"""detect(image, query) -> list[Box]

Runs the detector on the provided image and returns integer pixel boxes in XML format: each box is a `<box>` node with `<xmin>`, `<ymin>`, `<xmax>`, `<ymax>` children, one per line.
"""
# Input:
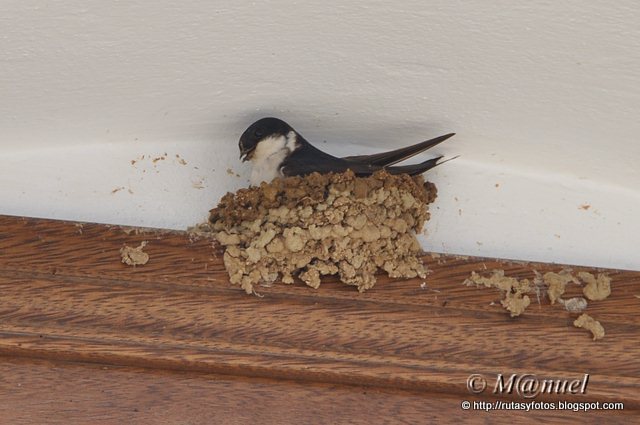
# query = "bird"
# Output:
<box><xmin>238</xmin><ymin>117</ymin><xmax>455</xmax><ymax>186</ymax></box>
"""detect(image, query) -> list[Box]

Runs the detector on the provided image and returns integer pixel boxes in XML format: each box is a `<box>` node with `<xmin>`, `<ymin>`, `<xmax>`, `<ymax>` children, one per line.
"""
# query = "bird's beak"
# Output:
<box><xmin>240</xmin><ymin>147</ymin><xmax>255</xmax><ymax>162</ymax></box>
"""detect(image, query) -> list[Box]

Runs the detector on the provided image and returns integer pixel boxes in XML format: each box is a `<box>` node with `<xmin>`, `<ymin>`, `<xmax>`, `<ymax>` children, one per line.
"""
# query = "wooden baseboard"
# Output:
<box><xmin>0</xmin><ymin>214</ymin><xmax>638</xmax><ymax>423</ymax></box>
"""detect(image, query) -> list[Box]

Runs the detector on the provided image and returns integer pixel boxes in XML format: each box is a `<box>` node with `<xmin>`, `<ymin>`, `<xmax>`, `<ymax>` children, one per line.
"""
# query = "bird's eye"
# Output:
<box><xmin>254</xmin><ymin>128</ymin><xmax>264</xmax><ymax>138</ymax></box>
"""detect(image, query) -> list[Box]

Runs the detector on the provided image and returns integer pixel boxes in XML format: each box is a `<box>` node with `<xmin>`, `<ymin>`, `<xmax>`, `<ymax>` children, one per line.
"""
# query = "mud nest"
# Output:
<box><xmin>209</xmin><ymin>170</ymin><xmax>437</xmax><ymax>294</ymax></box>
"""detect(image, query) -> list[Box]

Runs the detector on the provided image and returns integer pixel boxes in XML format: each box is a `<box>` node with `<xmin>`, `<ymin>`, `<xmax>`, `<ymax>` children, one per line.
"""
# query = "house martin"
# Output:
<box><xmin>239</xmin><ymin>117</ymin><xmax>455</xmax><ymax>186</ymax></box>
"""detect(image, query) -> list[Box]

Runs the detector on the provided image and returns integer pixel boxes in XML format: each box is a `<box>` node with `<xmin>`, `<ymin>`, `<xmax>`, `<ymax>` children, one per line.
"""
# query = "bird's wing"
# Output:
<box><xmin>281</xmin><ymin>154</ymin><xmax>455</xmax><ymax>178</ymax></box>
<box><xmin>281</xmin><ymin>146</ymin><xmax>379</xmax><ymax>177</ymax></box>
<box><xmin>343</xmin><ymin>133</ymin><xmax>455</xmax><ymax>167</ymax></box>
<box><xmin>280</xmin><ymin>133</ymin><xmax>456</xmax><ymax>177</ymax></box>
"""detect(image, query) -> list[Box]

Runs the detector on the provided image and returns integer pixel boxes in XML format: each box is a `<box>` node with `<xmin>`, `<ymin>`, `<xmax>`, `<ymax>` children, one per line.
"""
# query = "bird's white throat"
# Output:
<box><xmin>249</xmin><ymin>131</ymin><xmax>298</xmax><ymax>185</ymax></box>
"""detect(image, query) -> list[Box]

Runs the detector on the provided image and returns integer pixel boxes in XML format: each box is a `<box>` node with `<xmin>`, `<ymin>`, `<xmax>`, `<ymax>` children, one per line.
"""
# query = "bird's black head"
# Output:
<box><xmin>238</xmin><ymin>117</ymin><xmax>294</xmax><ymax>162</ymax></box>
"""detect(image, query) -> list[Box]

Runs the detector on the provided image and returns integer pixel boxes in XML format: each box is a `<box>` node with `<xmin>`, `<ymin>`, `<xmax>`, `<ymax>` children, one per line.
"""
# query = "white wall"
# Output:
<box><xmin>1</xmin><ymin>1</ymin><xmax>639</xmax><ymax>270</ymax></box>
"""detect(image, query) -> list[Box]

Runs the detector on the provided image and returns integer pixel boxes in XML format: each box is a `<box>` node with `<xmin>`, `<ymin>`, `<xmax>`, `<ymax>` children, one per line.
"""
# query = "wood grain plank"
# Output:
<box><xmin>0</xmin><ymin>214</ymin><xmax>638</xmax><ymax>421</ymax></box>
<box><xmin>2</xmin><ymin>357</ymin><xmax>634</xmax><ymax>425</ymax></box>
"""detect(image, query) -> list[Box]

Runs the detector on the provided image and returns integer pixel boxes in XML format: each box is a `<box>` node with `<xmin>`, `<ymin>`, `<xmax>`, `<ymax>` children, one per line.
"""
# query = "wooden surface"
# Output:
<box><xmin>0</xmin><ymin>214</ymin><xmax>638</xmax><ymax>423</ymax></box>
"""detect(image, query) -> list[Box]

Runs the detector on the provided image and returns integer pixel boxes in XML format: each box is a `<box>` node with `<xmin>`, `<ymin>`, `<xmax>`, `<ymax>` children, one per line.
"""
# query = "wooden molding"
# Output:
<box><xmin>0</xmin><ymin>215</ymin><xmax>638</xmax><ymax>422</ymax></box>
